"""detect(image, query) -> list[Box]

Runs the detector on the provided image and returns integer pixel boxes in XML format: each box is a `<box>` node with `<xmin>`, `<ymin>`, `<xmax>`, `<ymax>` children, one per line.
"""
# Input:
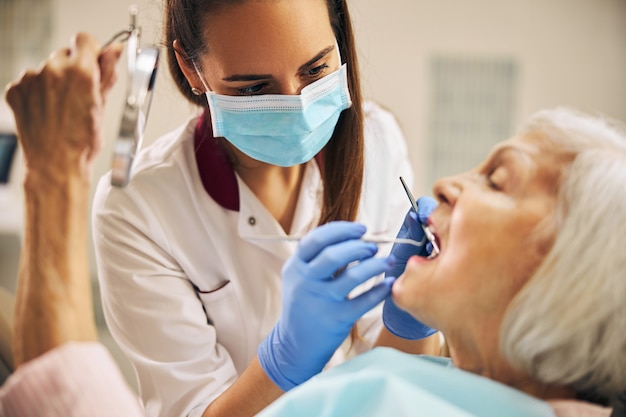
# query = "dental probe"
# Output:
<box><xmin>399</xmin><ymin>176</ymin><xmax>440</xmax><ymax>256</ymax></box>
<box><xmin>242</xmin><ymin>235</ymin><xmax>426</xmax><ymax>248</ymax></box>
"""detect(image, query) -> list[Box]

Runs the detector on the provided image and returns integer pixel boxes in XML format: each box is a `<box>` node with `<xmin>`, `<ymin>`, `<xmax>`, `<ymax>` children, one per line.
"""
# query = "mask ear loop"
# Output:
<box><xmin>335</xmin><ymin>39</ymin><xmax>342</xmax><ymax>66</ymax></box>
<box><xmin>192</xmin><ymin>60</ymin><xmax>212</xmax><ymax>94</ymax></box>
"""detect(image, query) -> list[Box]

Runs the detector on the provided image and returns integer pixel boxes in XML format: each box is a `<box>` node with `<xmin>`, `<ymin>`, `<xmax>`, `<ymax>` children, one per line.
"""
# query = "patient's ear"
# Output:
<box><xmin>173</xmin><ymin>40</ymin><xmax>204</xmax><ymax>93</ymax></box>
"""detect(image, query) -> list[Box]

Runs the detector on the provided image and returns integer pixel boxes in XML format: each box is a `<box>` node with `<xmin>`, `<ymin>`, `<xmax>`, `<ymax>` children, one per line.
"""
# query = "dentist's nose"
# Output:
<box><xmin>275</xmin><ymin>75</ymin><xmax>306</xmax><ymax>95</ymax></box>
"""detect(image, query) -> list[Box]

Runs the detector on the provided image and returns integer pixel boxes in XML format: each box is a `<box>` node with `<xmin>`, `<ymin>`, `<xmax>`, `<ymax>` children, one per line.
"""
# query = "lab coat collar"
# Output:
<box><xmin>235</xmin><ymin>158</ymin><xmax>323</xmax><ymax>259</ymax></box>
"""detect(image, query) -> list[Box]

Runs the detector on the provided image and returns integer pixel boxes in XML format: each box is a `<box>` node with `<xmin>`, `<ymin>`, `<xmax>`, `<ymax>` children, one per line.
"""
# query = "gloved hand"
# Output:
<box><xmin>258</xmin><ymin>221</ymin><xmax>395</xmax><ymax>391</ymax></box>
<box><xmin>382</xmin><ymin>196</ymin><xmax>439</xmax><ymax>340</ymax></box>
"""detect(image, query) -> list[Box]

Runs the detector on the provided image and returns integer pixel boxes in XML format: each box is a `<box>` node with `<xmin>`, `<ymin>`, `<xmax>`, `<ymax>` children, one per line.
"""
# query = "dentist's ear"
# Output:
<box><xmin>173</xmin><ymin>39</ymin><xmax>205</xmax><ymax>94</ymax></box>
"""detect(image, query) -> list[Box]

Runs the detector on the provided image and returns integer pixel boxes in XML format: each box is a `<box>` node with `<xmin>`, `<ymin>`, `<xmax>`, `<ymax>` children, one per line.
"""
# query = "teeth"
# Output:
<box><xmin>423</xmin><ymin>226</ymin><xmax>440</xmax><ymax>256</ymax></box>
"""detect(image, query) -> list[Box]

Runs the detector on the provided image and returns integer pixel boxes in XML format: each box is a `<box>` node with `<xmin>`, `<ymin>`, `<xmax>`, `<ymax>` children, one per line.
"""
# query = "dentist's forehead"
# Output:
<box><xmin>199</xmin><ymin>0</ymin><xmax>335</xmax><ymax>76</ymax></box>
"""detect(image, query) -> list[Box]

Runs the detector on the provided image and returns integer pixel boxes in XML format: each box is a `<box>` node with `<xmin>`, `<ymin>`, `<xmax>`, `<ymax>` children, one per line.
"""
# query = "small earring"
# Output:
<box><xmin>191</xmin><ymin>87</ymin><xmax>203</xmax><ymax>96</ymax></box>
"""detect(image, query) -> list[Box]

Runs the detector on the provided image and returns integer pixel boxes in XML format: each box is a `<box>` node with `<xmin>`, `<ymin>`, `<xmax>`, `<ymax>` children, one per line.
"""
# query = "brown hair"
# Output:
<box><xmin>164</xmin><ymin>0</ymin><xmax>364</xmax><ymax>224</ymax></box>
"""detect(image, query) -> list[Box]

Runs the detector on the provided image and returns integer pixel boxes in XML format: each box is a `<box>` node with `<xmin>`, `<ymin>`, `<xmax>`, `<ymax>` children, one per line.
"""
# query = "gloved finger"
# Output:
<box><xmin>396</xmin><ymin>210</ymin><xmax>423</xmax><ymax>239</ymax></box>
<box><xmin>391</xmin><ymin>210</ymin><xmax>425</xmax><ymax>258</ymax></box>
<box><xmin>304</xmin><ymin>239</ymin><xmax>378</xmax><ymax>280</ymax></box>
<box><xmin>426</xmin><ymin>241</ymin><xmax>433</xmax><ymax>254</ymax></box>
<box><xmin>326</xmin><ymin>255</ymin><xmax>395</xmax><ymax>300</ymax></box>
<box><xmin>343</xmin><ymin>276</ymin><xmax>394</xmax><ymax>321</ymax></box>
<box><xmin>297</xmin><ymin>221</ymin><xmax>367</xmax><ymax>263</ymax></box>
<box><xmin>416</xmin><ymin>196</ymin><xmax>437</xmax><ymax>224</ymax></box>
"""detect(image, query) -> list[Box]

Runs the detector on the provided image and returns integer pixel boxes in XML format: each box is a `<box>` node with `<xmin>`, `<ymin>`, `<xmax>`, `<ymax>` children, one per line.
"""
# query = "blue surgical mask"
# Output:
<box><xmin>196</xmin><ymin>55</ymin><xmax>352</xmax><ymax>167</ymax></box>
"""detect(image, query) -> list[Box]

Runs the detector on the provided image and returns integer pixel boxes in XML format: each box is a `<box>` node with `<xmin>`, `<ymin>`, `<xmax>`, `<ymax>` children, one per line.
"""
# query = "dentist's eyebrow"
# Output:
<box><xmin>222</xmin><ymin>73</ymin><xmax>272</xmax><ymax>82</ymax></box>
<box><xmin>222</xmin><ymin>45</ymin><xmax>336</xmax><ymax>82</ymax></box>
<box><xmin>297</xmin><ymin>45</ymin><xmax>335</xmax><ymax>73</ymax></box>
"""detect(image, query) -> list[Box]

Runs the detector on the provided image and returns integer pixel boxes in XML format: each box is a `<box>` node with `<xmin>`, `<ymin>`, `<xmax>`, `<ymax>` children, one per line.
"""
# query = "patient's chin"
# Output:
<box><xmin>392</xmin><ymin>272</ymin><xmax>427</xmax><ymax>313</ymax></box>
<box><xmin>394</xmin><ymin>251</ymin><xmax>448</xmax><ymax>315</ymax></box>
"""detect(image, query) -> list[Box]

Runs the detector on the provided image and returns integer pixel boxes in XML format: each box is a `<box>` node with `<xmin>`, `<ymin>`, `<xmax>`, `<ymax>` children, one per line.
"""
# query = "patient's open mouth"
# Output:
<box><xmin>426</xmin><ymin>225</ymin><xmax>441</xmax><ymax>260</ymax></box>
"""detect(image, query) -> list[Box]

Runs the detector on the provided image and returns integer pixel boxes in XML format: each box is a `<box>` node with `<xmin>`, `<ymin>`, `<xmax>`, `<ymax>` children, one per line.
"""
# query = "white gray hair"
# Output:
<box><xmin>501</xmin><ymin>107</ymin><xmax>626</xmax><ymax>397</ymax></box>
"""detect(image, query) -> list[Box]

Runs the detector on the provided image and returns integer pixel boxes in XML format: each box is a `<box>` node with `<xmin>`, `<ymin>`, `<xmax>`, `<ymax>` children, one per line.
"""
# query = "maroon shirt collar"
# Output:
<box><xmin>194</xmin><ymin>113</ymin><xmax>240</xmax><ymax>211</ymax></box>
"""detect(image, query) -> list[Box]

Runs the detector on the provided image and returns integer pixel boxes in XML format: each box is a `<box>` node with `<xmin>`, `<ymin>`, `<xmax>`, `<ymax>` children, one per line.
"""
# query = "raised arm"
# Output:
<box><xmin>5</xmin><ymin>32</ymin><xmax>122</xmax><ymax>367</ymax></box>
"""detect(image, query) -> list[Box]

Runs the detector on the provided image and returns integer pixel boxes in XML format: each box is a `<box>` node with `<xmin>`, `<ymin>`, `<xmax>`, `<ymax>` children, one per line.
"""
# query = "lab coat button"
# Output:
<box><xmin>248</xmin><ymin>216</ymin><xmax>256</xmax><ymax>225</ymax></box>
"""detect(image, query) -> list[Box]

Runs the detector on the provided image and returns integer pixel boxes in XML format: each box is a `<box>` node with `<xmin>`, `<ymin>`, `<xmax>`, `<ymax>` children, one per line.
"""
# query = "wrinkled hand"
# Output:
<box><xmin>5</xmin><ymin>32</ymin><xmax>122</xmax><ymax>181</ymax></box>
<box><xmin>383</xmin><ymin>196</ymin><xmax>439</xmax><ymax>340</ymax></box>
<box><xmin>258</xmin><ymin>222</ymin><xmax>395</xmax><ymax>391</ymax></box>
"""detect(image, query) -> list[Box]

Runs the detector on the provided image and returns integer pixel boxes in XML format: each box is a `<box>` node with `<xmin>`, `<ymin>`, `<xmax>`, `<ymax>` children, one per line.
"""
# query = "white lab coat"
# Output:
<box><xmin>92</xmin><ymin>101</ymin><xmax>414</xmax><ymax>417</ymax></box>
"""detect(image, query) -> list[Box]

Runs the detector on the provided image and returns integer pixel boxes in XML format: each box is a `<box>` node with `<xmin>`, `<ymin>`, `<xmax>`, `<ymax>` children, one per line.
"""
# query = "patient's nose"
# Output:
<box><xmin>433</xmin><ymin>175</ymin><xmax>461</xmax><ymax>207</ymax></box>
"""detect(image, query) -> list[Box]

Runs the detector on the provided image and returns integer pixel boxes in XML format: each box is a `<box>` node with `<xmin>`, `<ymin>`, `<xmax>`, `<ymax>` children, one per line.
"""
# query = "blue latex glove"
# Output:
<box><xmin>258</xmin><ymin>221</ymin><xmax>395</xmax><ymax>391</ymax></box>
<box><xmin>382</xmin><ymin>196</ymin><xmax>439</xmax><ymax>340</ymax></box>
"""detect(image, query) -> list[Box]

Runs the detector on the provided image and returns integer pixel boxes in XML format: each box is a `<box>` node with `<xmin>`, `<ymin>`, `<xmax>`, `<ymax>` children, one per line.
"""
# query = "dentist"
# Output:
<box><xmin>92</xmin><ymin>1</ymin><xmax>441</xmax><ymax>417</ymax></box>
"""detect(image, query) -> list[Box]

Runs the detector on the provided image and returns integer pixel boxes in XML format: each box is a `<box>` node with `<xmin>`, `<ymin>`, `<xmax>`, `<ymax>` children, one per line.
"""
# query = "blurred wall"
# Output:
<box><xmin>350</xmin><ymin>0</ymin><xmax>626</xmax><ymax>194</ymax></box>
<box><xmin>1</xmin><ymin>0</ymin><xmax>625</xmax><ymax>283</ymax></box>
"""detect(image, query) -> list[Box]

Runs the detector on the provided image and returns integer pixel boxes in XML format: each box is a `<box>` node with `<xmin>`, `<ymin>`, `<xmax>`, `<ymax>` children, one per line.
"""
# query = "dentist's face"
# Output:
<box><xmin>196</xmin><ymin>0</ymin><xmax>340</xmax><ymax>97</ymax></box>
<box><xmin>392</xmin><ymin>132</ymin><xmax>569</xmax><ymax>335</ymax></box>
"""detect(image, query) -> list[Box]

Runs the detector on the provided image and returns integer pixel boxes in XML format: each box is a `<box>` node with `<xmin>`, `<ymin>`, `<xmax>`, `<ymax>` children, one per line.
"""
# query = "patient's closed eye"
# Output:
<box><xmin>487</xmin><ymin>166</ymin><xmax>507</xmax><ymax>190</ymax></box>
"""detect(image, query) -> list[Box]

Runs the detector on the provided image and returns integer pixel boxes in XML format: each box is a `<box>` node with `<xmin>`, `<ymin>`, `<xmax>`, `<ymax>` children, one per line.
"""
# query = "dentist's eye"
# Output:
<box><xmin>237</xmin><ymin>83</ymin><xmax>268</xmax><ymax>96</ymax></box>
<box><xmin>305</xmin><ymin>63</ymin><xmax>329</xmax><ymax>78</ymax></box>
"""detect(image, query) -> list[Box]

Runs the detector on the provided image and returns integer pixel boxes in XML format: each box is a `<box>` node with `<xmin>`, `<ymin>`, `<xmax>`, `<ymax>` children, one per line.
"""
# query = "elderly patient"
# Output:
<box><xmin>258</xmin><ymin>108</ymin><xmax>626</xmax><ymax>417</ymax></box>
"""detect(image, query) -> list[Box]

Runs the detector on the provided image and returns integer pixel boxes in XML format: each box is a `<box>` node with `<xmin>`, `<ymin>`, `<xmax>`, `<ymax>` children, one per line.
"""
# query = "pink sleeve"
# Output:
<box><xmin>549</xmin><ymin>399</ymin><xmax>612</xmax><ymax>417</ymax></box>
<box><xmin>0</xmin><ymin>342</ymin><xmax>143</xmax><ymax>417</ymax></box>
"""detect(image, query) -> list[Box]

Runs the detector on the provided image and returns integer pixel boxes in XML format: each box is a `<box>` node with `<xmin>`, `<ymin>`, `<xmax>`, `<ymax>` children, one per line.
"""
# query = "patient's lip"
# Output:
<box><xmin>408</xmin><ymin>254</ymin><xmax>430</xmax><ymax>266</ymax></box>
